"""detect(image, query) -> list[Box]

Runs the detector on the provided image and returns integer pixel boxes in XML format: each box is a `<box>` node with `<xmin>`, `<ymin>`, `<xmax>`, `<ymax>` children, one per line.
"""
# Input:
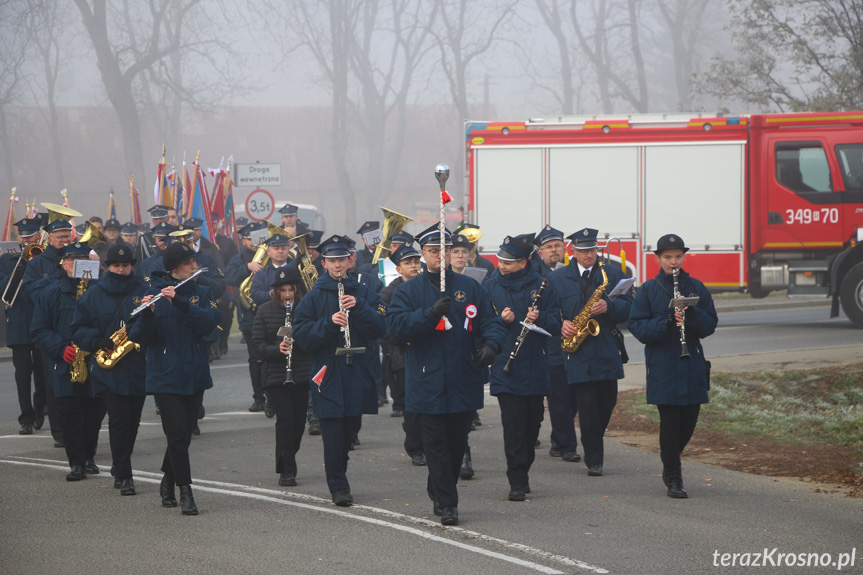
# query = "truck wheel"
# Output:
<box><xmin>839</xmin><ymin>262</ymin><xmax>863</xmax><ymax>328</ymax></box>
<box><xmin>748</xmin><ymin>286</ymin><xmax>771</xmax><ymax>299</ymax></box>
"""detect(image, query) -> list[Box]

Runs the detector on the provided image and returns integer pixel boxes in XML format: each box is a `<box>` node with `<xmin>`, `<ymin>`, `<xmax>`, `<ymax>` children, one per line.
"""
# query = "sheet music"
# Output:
<box><xmin>0</xmin><ymin>241</ymin><xmax>21</xmax><ymax>256</ymax></box>
<box><xmin>607</xmin><ymin>276</ymin><xmax>635</xmax><ymax>298</ymax></box>
<box><xmin>462</xmin><ymin>267</ymin><xmax>488</xmax><ymax>283</ymax></box>
<box><xmin>73</xmin><ymin>259</ymin><xmax>100</xmax><ymax>279</ymax></box>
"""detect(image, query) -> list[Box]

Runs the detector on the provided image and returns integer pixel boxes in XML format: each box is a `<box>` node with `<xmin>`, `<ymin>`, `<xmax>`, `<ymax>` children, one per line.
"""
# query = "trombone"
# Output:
<box><xmin>1</xmin><ymin>243</ymin><xmax>43</xmax><ymax>307</ymax></box>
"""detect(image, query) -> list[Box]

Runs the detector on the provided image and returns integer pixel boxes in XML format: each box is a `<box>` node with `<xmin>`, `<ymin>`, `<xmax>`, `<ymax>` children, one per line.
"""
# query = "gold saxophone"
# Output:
<box><xmin>561</xmin><ymin>261</ymin><xmax>608</xmax><ymax>353</ymax></box>
<box><xmin>94</xmin><ymin>324</ymin><xmax>141</xmax><ymax>369</ymax></box>
<box><xmin>70</xmin><ymin>273</ymin><xmax>92</xmax><ymax>383</ymax></box>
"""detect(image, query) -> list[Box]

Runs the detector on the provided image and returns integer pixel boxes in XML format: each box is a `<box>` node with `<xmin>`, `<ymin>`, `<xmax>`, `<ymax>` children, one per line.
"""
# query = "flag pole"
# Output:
<box><xmin>3</xmin><ymin>187</ymin><xmax>16</xmax><ymax>242</ymax></box>
<box><xmin>434</xmin><ymin>164</ymin><xmax>452</xmax><ymax>331</ymax></box>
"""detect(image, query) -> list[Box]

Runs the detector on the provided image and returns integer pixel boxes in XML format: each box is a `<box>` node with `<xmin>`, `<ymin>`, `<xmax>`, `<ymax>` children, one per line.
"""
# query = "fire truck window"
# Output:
<box><xmin>775</xmin><ymin>145</ymin><xmax>832</xmax><ymax>193</ymax></box>
<box><xmin>836</xmin><ymin>144</ymin><xmax>863</xmax><ymax>190</ymax></box>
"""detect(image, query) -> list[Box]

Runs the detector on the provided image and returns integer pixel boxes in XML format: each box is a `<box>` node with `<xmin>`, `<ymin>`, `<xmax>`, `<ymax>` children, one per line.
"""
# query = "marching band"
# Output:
<box><xmin>1</xmin><ymin>189</ymin><xmax>716</xmax><ymax>524</ymax></box>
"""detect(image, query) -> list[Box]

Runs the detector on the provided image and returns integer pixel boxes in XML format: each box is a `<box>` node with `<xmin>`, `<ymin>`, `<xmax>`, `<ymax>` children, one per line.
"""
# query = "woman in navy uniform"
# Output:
<box><xmin>31</xmin><ymin>242</ymin><xmax>106</xmax><ymax>481</ymax></box>
<box><xmin>292</xmin><ymin>234</ymin><xmax>386</xmax><ymax>507</ymax></box>
<box><xmin>484</xmin><ymin>233</ymin><xmax>560</xmax><ymax>501</ymax></box>
<box><xmin>71</xmin><ymin>243</ymin><xmax>148</xmax><ymax>495</ymax></box>
<box><xmin>129</xmin><ymin>242</ymin><xmax>221</xmax><ymax>515</ymax></box>
<box><xmin>545</xmin><ymin>228</ymin><xmax>633</xmax><ymax>477</ymax></box>
<box><xmin>0</xmin><ymin>218</ymin><xmax>47</xmax><ymax>435</ymax></box>
<box><xmin>386</xmin><ymin>223</ymin><xmax>505</xmax><ymax>526</ymax></box>
<box><xmin>628</xmin><ymin>234</ymin><xmax>717</xmax><ymax>499</ymax></box>
<box><xmin>252</xmin><ymin>266</ymin><xmax>311</xmax><ymax>487</ymax></box>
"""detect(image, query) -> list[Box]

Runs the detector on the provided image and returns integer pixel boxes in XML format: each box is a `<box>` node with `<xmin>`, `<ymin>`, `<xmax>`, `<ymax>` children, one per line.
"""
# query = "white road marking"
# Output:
<box><xmin>3</xmin><ymin>457</ymin><xmax>608</xmax><ymax>574</ymax></box>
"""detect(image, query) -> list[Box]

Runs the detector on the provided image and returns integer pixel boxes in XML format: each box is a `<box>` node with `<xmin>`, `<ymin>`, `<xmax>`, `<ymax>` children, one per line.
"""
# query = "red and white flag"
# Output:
<box><xmin>312</xmin><ymin>365</ymin><xmax>327</xmax><ymax>392</ymax></box>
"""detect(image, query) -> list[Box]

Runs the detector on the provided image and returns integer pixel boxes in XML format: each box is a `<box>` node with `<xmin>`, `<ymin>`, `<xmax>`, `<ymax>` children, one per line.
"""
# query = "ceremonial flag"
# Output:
<box><xmin>188</xmin><ymin>156</ymin><xmax>215</xmax><ymax>240</ymax></box>
<box><xmin>223</xmin><ymin>161</ymin><xmax>236</xmax><ymax>241</ymax></box>
<box><xmin>154</xmin><ymin>144</ymin><xmax>173</xmax><ymax>207</ymax></box>
<box><xmin>130</xmin><ymin>174</ymin><xmax>143</xmax><ymax>225</ymax></box>
<box><xmin>108</xmin><ymin>187</ymin><xmax>116</xmax><ymax>220</ymax></box>
<box><xmin>209</xmin><ymin>166</ymin><xmax>226</xmax><ymax>224</ymax></box>
<box><xmin>2</xmin><ymin>189</ymin><xmax>17</xmax><ymax>242</ymax></box>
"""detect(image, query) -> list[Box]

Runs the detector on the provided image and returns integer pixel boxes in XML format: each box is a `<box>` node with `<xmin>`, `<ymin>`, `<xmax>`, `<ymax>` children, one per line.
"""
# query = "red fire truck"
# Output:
<box><xmin>464</xmin><ymin>112</ymin><xmax>863</xmax><ymax>327</ymax></box>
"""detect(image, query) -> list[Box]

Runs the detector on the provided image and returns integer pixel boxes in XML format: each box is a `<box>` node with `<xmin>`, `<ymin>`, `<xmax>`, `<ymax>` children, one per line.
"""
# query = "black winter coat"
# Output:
<box><xmin>252</xmin><ymin>299</ymin><xmax>311</xmax><ymax>388</ymax></box>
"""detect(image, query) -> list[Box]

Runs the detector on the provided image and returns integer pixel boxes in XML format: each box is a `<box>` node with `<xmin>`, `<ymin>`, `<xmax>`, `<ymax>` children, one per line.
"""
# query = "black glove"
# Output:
<box><xmin>476</xmin><ymin>344</ymin><xmax>497</xmax><ymax>368</ymax></box>
<box><xmin>430</xmin><ymin>296</ymin><xmax>451</xmax><ymax>319</ymax></box>
<box><xmin>665</xmin><ymin>310</ymin><xmax>677</xmax><ymax>331</ymax></box>
<box><xmin>93</xmin><ymin>337</ymin><xmax>114</xmax><ymax>352</ymax></box>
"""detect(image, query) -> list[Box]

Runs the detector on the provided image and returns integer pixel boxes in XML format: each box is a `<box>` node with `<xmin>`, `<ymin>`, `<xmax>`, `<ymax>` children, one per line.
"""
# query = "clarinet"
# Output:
<box><xmin>503</xmin><ymin>280</ymin><xmax>546</xmax><ymax>374</ymax></box>
<box><xmin>672</xmin><ymin>268</ymin><xmax>691</xmax><ymax>360</ymax></box>
<box><xmin>283</xmin><ymin>300</ymin><xmax>294</xmax><ymax>384</ymax></box>
<box><xmin>337</xmin><ymin>274</ymin><xmax>353</xmax><ymax>367</ymax></box>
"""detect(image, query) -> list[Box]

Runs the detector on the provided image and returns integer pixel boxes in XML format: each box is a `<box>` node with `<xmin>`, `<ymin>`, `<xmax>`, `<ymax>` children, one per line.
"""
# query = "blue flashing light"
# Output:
<box><xmin>466</xmin><ymin>122</ymin><xmax>488</xmax><ymax>137</ymax></box>
<box><xmin>727</xmin><ymin>117</ymin><xmax>741</xmax><ymax>125</ymax></box>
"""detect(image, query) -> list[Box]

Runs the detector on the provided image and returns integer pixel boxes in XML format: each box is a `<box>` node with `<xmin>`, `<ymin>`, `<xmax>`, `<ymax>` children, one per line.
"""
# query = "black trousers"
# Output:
<box><xmin>218</xmin><ymin>298</ymin><xmax>233</xmax><ymax>348</ymax></box>
<box><xmin>243</xmin><ymin>331</ymin><xmax>264</xmax><ymax>402</ymax></box>
<box><xmin>420</xmin><ymin>411</ymin><xmax>474</xmax><ymax>508</ymax></box>
<box><xmin>267</xmin><ymin>383</ymin><xmax>309</xmax><ymax>475</ymax></box>
<box><xmin>102</xmin><ymin>391</ymin><xmax>146</xmax><ymax>480</ymax></box>
<box><xmin>383</xmin><ymin>354</ymin><xmax>406</xmax><ymax>411</ymax></box>
<box><xmin>575</xmin><ymin>379</ymin><xmax>618</xmax><ymax>468</ymax></box>
<box><xmin>40</xmin><ymin>354</ymin><xmax>62</xmax><ymax>440</ymax></box>
<box><xmin>12</xmin><ymin>345</ymin><xmax>46</xmax><ymax>426</ymax></box>
<box><xmin>402</xmin><ymin>408</ymin><xmax>423</xmax><ymax>457</ymax></box>
<box><xmin>319</xmin><ymin>416</ymin><xmax>362</xmax><ymax>493</ymax></box>
<box><xmin>657</xmin><ymin>404</ymin><xmax>701</xmax><ymax>468</ymax></box>
<box><xmin>497</xmin><ymin>393</ymin><xmax>545</xmax><ymax>486</ymax></box>
<box><xmin>547</xmin><ymin>364</ymin><xmax>578</xmax><ymax>453</ymax></box>
<box><xmin>155</xmin><ymin>391</ymin><xmax>204</xmax><ymax>486</ymax></box>
<box><xmin>56</xmin><ymin>395</ymin><xmax>106</xmax><ymax>468</ymax></box>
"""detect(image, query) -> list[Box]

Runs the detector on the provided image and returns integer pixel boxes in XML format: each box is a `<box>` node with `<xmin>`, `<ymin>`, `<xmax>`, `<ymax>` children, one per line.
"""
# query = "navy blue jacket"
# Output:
<box><xmin>386</xmin><ymin>267</ymin><xmax>506</xmax><ymax>414</ymax></box>
<box><xmin>128</xmin><ymin>272</ymin><xmax>221</xmax><ymax>395</ymax></box>
<box><xmin>20</xmin><ymin>244</ymin><xmax>63</xmax><ymax>306</ymax></box>
<box><xmin>226</xmin><ymin>249</ymin><xmax>257</xmax><ymax>332</ymax></box>
<box><xmin>545</xmin><ymin>261</ymin><xmax>633</xmax><ymax>384</ymax></box>
<box><xmin>628</xmin><ymin>269</ymin><xmax>717</xmax><ymax>405</ymax></box>
<box><xmin>484</xmin><ymin>267</ymin><xmax>559</xmax><ymax>396</ymax></box>
<box><xmin>1</xmin><ymin>252</ymin><xmax>35</xmax><ymax>346</ymax></box>
<box><xmin>293</xmin><ymin>273</ymin><xmax>386</xmax><ymax>419</ymax></box>
<box><xmin>31</xmin><ymin>275</ymin><xmax>96</xmax><ymax>398</ymax></box>
<box><xmin>251</xmin><ymin>262</ymin><xmax>289</xmax><ymax>307</ymax></box>
<box><xmin>71</xmin><ymin>271</ymin><xmax>148</xmax><ymax>396</ymax></box>
<box><xmin>136</xmin><ymin>250</ymin><xmax>226</xmax><ymax>299</ymax></box>
<box><xmin>534</xmin><ymin>261</ymin><xmax>567</xmax><ymax>367</ymax></box>
<box><xmin>352</xmin><ymin>270</ymin><xmax>383</xmax><ymax>385</ymax></box>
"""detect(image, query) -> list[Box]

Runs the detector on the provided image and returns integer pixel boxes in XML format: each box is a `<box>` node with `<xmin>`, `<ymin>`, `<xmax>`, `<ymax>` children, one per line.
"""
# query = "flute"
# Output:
<box><xmin>129</xmin><ymin>268</ymin><xmax>208</xmax><ymax>317</ymax></box>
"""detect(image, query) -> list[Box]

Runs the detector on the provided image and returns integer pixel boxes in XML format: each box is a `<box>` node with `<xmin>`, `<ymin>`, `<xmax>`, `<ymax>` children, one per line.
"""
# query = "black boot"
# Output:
<box><xmin>459</xmin><ymin>452</ymin><xmax>474</xmax><ymax>480</ymax></box>
<box><xmin>160</xmin><ymin>475</ymin><xmax>177</xmax><ymax>507</ymax></box>
<box><xmin>179</xmin><ymin>485</ymin><xmax>198</xmax><ymax>515</ymax></box>
<box><xmin>666</xmin><ymin>466</ymin><xmax>688</xmax><ymax>499</ymax></box>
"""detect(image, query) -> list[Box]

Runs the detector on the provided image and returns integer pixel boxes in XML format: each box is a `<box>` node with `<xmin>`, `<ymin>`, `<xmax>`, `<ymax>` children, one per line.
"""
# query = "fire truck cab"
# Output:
<box><xmin>464</xmin><ymin>112</ymin><xmax>863</xmax><ymax>327</ymax></box>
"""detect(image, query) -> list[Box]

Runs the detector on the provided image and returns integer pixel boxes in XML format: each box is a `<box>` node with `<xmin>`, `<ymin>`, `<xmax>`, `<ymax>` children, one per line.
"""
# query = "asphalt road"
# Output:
<box><xmin>1</xmin><ymin>305</ymin><xmax>862</xmax><ymax>575</ymax></box>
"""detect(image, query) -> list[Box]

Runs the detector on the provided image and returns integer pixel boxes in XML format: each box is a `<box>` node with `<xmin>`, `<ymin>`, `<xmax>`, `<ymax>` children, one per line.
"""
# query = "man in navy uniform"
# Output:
<box><xmin>386</xmin><ymin>223</ymin><xmax>505</xmax><ymax>525</ymax></box>
<box><xmin>1</xmin><ymin>218</ymin><xmax>47</xmax><ymax>435</ymax></box>
<box><xmin>293</xmin><ymin>234</ymin><xmax>386</xmax><ymax>506</ymax></box>
<box><xmin>546</xmin><ymin>227</ymin><xmax>632</xmax><ymax>477</ymax></box>
<box><xmin>484</xmin><ymin>233</ymin><xmax>560</xmax><ymax>501</ymax></box>
<box><xmin>31</xmin><ymin>242</ymin><xmax>107</xmax><ymax>480</ymax></box>
<box><xmin>279</xmin><ymin>203</ymin><xmax>306</xmax><ymax>236</ymax></box>
<box><xmin>533</xmin><ymin>225</ymin><xmax>580</xmax><ymax>462</ymax></box>
<box><xmin>120</xmin><ymin>222</ymin><xmax>139</xmax><ymax>248</ymax></box>
<box><xmin>226</xmin><ymin>221</ymin><xmax>268</xmax><ymax>412</ymax></box>
<box><xmin>20</xmin><ymin>212</ymin><xmax>76</xmax><ymax>447</ymax></box>
<box><xmin>103</xmin><ymin>218</ymin><xmax>122</xmax><ymax>246</ymax></box>
<box><xmin>250</xmin><ymin>234</ymin><xmax>293</xmax><ymax>307</ymax></box>
<box><xmin>353</xmin><ymin>221</ymin><xmax>380</xmax><ymax>270</ymax></box>
<box><xmin>138</xmin><ymin>205</ymin><xmax>171</xmax><ymax>261</ymax></box>
<box><xmin>136</xmin><ymin>222</ymin><xmax>176</xmax><ymax>282</ymax></box>
<box><xmin>628</xmin><ymin>233</ymin><xmax>717</xmax><ymax>498</ymax></box>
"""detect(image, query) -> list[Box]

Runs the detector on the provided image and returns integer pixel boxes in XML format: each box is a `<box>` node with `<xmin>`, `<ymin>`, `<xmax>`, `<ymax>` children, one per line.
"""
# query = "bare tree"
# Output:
<box><xmin>0</xmin><ymin>2</ymin><xmax>31</xmax><ymax>189</ymax></box>
<box><xmin>26</xmin><ymin>1</ymin><xmax>77</xmax><ymax>191</ymax></box>
<box><xmin>698</xmin><ymin>0</ymin><xmax>863</xmax><ymax>111</ymax></box>
<box><xmin>656</xmin><ymin>0</ymin><xmax>712</xmax><ymax>111</ymax></box>
<box><xmin>570</xmin><ymin>0</ymin><xmax>649</xmax><ymax>113</ymax></box>
<box><xmin>433</xmin><ymin>0</ymin><xmax>516</xmax><ymax>121</ymax></box>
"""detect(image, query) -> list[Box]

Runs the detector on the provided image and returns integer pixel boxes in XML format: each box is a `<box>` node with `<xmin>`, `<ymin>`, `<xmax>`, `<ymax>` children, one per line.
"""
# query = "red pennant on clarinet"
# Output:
<box><xmin>312</xmin><ymin>365</ymin><xmax>327</xmax><ymax>392</ymax></box>
<box><xmin>440</xmin><ymin>190</ymin><xmax>452</xmax><ymax>205</ymax></box>
<box><xmin>435</xmin><ymin>317</ymin><xmax>447</xmax><ymax>331</ymax></box>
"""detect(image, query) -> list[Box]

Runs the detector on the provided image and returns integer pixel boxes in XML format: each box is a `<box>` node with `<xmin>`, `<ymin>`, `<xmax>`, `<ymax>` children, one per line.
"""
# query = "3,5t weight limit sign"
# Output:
<box><xmin>245</xmin><ymin>188</ymin><xmax>275</xmax><ymax>222</ymax></box>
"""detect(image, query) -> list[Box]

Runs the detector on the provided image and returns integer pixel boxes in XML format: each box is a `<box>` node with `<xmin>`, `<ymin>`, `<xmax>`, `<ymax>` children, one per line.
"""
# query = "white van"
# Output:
<box><xmin>233</xmin><ymin>202</ymin><xmax>326</xmax><ymax>231</ymax></box>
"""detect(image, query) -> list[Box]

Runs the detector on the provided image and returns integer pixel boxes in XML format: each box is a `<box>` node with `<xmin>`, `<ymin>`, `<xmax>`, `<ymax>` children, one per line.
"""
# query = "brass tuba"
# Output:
<box><xmin>561</xmin><ymin>260</ymin><xmax>608</xmax><ymax>353</ymax></box>
<box><xmin>238</xmin><ymin>221</ymin><xmax>289</xmax><ymax>311</ymax></box>
<box><xmin>372</xmin><ymin>207</ymin><xmax>413</xmax><ymax>264</ymax></box>
<box><xmin>292</xmin><ymin>232</ymin><xmax>319</xmax><ymax>293</ymax></box>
